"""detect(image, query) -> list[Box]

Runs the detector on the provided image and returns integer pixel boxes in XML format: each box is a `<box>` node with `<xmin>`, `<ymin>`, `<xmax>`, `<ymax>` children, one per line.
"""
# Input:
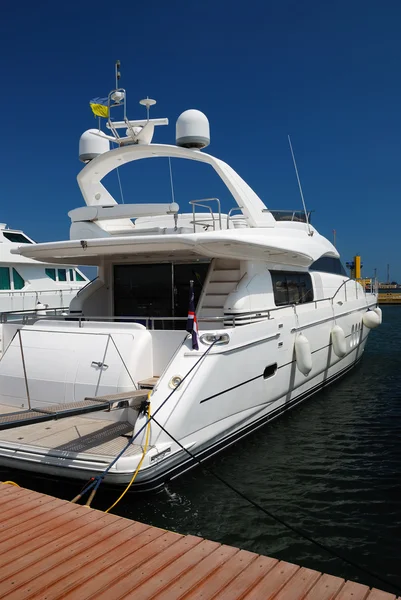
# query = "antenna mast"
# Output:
<box><xmin>288</xmin><ymin>135</ymin><xmax>312</xmax><ymax>236</ymax></box>
<box><xmin>115</xmin><ymin>60</ymin><xmax>121</xmax><ymax>88</ymax></box>
<box><xmin>114</xmin><ymin>60</ymin><xmax>125</xmax><ymax>203</ymax></box>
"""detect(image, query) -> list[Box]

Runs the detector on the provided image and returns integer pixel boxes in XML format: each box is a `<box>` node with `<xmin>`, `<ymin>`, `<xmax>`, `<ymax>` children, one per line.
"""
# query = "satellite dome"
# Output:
<box><xmin>176</xmin><ymin>110</ymin><xmax>210</xmax><ymax>149</ymax></box>
<box><xmin>79</xmin><ymin>129</ymin><xmax>110</xmax><ymax>163</ymax></box>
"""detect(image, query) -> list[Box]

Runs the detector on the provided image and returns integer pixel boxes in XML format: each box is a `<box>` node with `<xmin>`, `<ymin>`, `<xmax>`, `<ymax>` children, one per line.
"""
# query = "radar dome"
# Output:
<box><xmin>79</xmin><ymin>129</ymin><xmax>110</xmax><ymax>163</ymax></box>
<box><xmin>176</xmin><ymin>110</ymin><xmax>210</xmax><ymax>149</ymax></box>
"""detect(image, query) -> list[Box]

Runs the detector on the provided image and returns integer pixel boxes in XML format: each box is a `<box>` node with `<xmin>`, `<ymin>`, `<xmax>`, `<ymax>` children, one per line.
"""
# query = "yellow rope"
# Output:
<box><xmin>105</xmin><ymin>403</ymin><xmax>151</xmax><ymax>513</ymax></box>
<box><xmin>2</xmin><ymin>481</ymin><xmax>20</xmax><ymax>487</ymax></box>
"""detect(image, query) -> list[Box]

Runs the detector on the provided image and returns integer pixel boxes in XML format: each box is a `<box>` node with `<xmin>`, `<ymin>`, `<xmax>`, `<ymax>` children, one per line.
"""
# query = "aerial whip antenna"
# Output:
<box><xmin>115</xmin><ymin>60</ymin><xmax>121</xmax><ymax>88</ymax></box>
<box><xmin>288</xmin><ymin>135</ymin><xmax>313</xmax><ymax>236</ymax></box>
<box><xmin>114</xmin><ymin>59</ymin><xmax>125</xmax><ymax>203</ymax></box>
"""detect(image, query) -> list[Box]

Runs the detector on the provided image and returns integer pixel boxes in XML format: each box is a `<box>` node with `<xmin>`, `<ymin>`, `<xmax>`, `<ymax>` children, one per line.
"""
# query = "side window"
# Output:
<box><xmin>45</xmin><ymin>268</ymin><xmax>56</xmax><ymax>281</ymax></box>
<box><xmin>58</xmin><ymin>269</ymin><xmax>67</xmax><ymax>282</ymax></box>
<box><xmin>12</xmin><ymin>268</ymin><xmax>25</xmax><ymax>290</ymax></box>
<box><xmin>310</xmin><ymin>256</ymin><xmax>347</xmax><ymax>275</ymax></box>
<box><xmin>75</xmin><ymin>270</ymin><xmax>85</xmax><ymax>282</ymax></box>
<box><xmin>0</xmin><ymin>267</ymin><xmax>10</xmax><ymax>290</ymax></box>
<box><xmin>69</xmin><ymin>269</ymin><xmax>74</xmax><ymax>281</ymax></box>
<box><xmin>271</xmin><ymin>271</ymin><xmax>313</xmax><ymax>306</ymax></box>
<box><xmin>271</xmin><ymin>273</ymin><xmax>288</xmax><ymax>305</ymax></box>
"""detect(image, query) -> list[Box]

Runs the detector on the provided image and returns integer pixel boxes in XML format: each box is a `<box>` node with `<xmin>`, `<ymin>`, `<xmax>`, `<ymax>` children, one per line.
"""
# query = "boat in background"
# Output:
<box><xmin>0</xmin><ymin>223</ymin><xmax>88</xmax><ymax>315</ymax></box>
<box><xmin>0</xmin><ymin>81</ymin><xmax>380</xmax><ymax>489</ymax></box>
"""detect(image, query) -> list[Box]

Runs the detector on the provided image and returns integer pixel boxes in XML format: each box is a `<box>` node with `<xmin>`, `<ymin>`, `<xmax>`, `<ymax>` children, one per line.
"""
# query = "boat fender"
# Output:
<box><xmin>36</xmin><ymin>301</ymin><xmax>48</xmax><ymax>316</ymax></box>
<box><xmin>362</xmin><ymin>310</ymin><xmax>380</xmax><ymax>329</ymax></box>
<box><xmin>294</xmin><ymin>333</ymin><xmax>312</xmax><ymax>376</ymax></box>
<box><xmin>331</xmin><ymin>325</ymin><xmax>347</xmax><ymax>358</ymax></box>
<box><xmin>372</xmin><ymin>306</ymin><xmax>382</xmax><ymax>324</ymax></box>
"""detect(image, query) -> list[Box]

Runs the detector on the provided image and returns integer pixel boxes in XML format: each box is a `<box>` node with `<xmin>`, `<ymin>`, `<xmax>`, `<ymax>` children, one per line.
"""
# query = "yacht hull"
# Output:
<box><xmin>0</xmin><ymin>341</ymin><xmax>365</xmax><ymax>490</ymax></box>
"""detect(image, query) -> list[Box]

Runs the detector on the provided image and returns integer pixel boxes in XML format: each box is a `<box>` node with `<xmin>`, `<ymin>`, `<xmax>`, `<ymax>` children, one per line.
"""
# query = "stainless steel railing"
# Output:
<box><xmin>0</xmin><ymin>277</ymin><xmax>377</xmax><ymax>329</ymax></box>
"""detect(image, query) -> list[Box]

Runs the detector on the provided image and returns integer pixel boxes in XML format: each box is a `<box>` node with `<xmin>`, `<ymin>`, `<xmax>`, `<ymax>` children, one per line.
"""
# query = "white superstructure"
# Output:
<box><xmin>0</xmin><ymin>223</ymin><xmax>88</xmax><ymax>314</ymax></box>
<box><xmin>0</xmin><ymin>85</ymin><xmax>380</xmax><ymax>489</ymax></box>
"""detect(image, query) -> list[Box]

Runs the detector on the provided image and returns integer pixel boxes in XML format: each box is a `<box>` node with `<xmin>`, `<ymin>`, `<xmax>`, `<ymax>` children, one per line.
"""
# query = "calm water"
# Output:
<box><xmin>2</xmin><ymin>306</ymin><xmax>401</xmax><ymax>593</ymax></box>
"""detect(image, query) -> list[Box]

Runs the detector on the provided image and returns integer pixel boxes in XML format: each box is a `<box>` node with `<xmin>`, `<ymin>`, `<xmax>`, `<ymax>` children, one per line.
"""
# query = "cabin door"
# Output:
<box><xmin>113</xmin><ymin>262</ymin><xmax>209</xmax><ymax>328</ymax></box>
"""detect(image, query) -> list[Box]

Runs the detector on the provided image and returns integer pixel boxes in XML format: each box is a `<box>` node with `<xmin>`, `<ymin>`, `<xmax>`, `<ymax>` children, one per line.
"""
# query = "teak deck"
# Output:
<box><xmin>0</xmin><ymin>483</ymin><xmax>397</xmax><ymax>599</ymax></box>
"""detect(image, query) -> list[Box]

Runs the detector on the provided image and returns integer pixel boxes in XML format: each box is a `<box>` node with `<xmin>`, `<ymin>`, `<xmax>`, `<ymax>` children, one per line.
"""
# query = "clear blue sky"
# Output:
<box><xmin>1</xmin><ymin>0</ymin><xmax>400</xmax><ymax>282</ymax></box>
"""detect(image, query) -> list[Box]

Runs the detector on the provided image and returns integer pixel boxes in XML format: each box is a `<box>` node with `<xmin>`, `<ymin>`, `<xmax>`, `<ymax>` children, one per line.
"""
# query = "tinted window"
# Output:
<box><xmin>58</xmin><ymin>269</ymin><xmax>67</xmax><ymax>282</ymax></box>
<box><xmin>2</xmin><ymin>232</ymin><xmax>33</xmax><ymax>244</ymax></box>
<box><xmin>310</xmin><ymin>256</ymin><xmax>347</xmax><ymax>275</ymax></box>
<box><xmin>0</xmin><ymin>267</ymin><xmax>10</xmax><ymax>290</ymax></box>
<box><xmin>75</xmin><ymin>270</ymin><xmax>86</xmax><ymax>282</ymax></box>
<box><xmin>45</xmin><ymin>268</ymin><xmax>56</xmax><ymax>281</ymax></box>
<box><xmin>271</xmin><ymin>271</ymin><xmax>313</xmax><ymax>306</ymax></box>
<box><xmin>12</xmin><ymin>268</ymin><xmax>25</xmax><ymax>290</ymax></box>
<box><xmin>113</xmin><ymin>262</ymin><xmax>209</xmax><ymax>329</ymax></box>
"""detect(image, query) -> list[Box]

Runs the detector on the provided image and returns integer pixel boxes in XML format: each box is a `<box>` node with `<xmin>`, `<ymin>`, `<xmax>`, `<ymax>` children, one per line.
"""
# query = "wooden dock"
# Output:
<box><xmin>0</xmin><ymin>482</ymin><xmax>397</xmax><ymax>599</ymax></box>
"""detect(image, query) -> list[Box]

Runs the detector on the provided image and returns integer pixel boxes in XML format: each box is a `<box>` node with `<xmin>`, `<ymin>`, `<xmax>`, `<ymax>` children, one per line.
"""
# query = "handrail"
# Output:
<box><xmin>77</xmin><ymin>276</ymin><xmax>98</xmax><ymax>296</ymax></box>
<box><xmin>189</xmin><ymin>198</ymin><xmax>222</xmax><ymax>232</ymax></box>
<box><xmin>226</xmin><ymin>206</ymin><xmax>246</xmax><ymax>229</ymax></box>
<box><xmin>0</xmin><ymin>276</ymin><xmax>377</xmax><ymax>329</ymax></box>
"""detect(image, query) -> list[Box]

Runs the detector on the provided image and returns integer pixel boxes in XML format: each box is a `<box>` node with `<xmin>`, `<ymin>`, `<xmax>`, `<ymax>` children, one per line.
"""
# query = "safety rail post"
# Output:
<box><xmin>226</xmin><ymin>206</ymin><xmax>244</xmax><ymax>229</ymax></box>
<box><xmin>189</xmin><ymin>198</ymin><xmax>222</xmax><ymax>232</ymax></box>
<box><xmin>17</xmin><ymin>329</ymin><xmax>31</xmax><ymax>410</ymax></box>
<box><xmin>94</xmin><ymin>334</ymin><xmax>111</xmax><ymax>397</ymax></box>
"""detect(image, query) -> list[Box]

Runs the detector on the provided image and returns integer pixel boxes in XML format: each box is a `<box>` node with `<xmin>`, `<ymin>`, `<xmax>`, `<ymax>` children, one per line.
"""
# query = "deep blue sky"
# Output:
<box><xmin>1</xmin><ymin>0</ymin><xmax>400</xmax><ymax>282</ymax></box>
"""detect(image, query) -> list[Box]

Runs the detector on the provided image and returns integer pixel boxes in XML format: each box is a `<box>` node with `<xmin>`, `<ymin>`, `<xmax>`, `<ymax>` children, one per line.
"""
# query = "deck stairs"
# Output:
<box><xmin>138</xmin><ymin>377</ymin><xmax>159</xmax><ymax>390</ymax></box>
<box><xmin>0</xmin><ymin>390</ymin><xmax>148</xmax><ymax>431</ymax></box>
<box><xmin>198</xmin><ymin>258</ymin><xmax>242</xmax><ymax>328</ymax></box>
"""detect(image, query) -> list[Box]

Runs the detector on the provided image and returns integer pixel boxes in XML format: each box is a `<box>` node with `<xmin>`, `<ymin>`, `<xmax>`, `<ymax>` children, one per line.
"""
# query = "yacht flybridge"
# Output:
<box><xmin>0</xmin><ymin>84</ymin><xmax>380</xmax><ymax>489</ymax></box>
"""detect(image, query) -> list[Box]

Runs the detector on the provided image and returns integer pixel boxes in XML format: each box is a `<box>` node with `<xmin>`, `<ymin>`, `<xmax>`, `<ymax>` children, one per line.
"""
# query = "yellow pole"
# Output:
<box><xmin>354</xmin><ymin>255</ymin><xmax>361</xmax><ymax>280</ymax></box>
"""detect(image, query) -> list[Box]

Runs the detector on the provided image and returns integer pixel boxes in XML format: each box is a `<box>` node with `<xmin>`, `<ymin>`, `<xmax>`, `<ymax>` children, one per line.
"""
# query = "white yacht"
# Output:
<box><xmin>0</xmin><ymin>223</ymin><xmax>88</xmax><ymax>315</ymax></box>
<box><xmin>0</xmin><ymin>86</ymin><xmax>380</xmax><ymax>489</ymax></box>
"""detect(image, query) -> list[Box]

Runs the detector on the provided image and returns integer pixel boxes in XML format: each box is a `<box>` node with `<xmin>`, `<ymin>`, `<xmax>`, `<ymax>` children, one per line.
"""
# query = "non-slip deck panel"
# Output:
<box><xmin>0</xmin><ymin>391</ymin><xmax>147</xmax><ymax>431</ymax></box>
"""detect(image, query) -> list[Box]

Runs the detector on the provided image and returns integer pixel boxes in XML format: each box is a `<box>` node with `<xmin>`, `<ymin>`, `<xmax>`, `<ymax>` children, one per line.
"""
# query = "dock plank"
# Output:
<box><xmin>366</xmin><ymin>590</ymin><xmax>397</xmax><ymax>600</ymax></box>
<box><xmin>32</xmin><ymin>524</ymin><xmax>163</xmax><ymax>600</ymax></box>
<box><xmin>211</xmin><ymin>555</ymin><xmax>278</xmax><ymax>599</ymax></box>
<box><xmin>180</xmin><ymin>549</ymin><xmax>259</xmax><ymax>600</ymax></box>
<box><xmin>60</xmin><ymin>530</ymin><xmax>181</xmax><ymax>600</ymax></box>
<box><xmin>126</xmin><ymin>539</ymin><xmax>224</xmax><ymax>599</ymax></box>
<box><xmin>242</xmin><ymin>560</ymin><xmax>300</xmax><ymax>599</ymax></box>
<box><xmin>304</xmin><ymin>573</ymin><xmax>345</xmax><ymax>599</ymax></box>
<box><xmin>93</xmin><ymin>534</ymin><xmax>203</xmax><ymax>600</ymax></box>
<box><xmin>0</xmin><ymin>484</ymin><xmax>397</xmax><ymax>600</ymax></box>
<box><xmin>150</xmin><ymin>543</ymin><xmax>239</xmax><ymax>599</ymax></box>
<box><xmin>274</xmin><ymin>567</ymin><xmax>322</xmax><ymax>600</ymax></box>
<box><xmin>6</xmin><ymin>521</ymin><xmax>153</xmax><ymax>600</ymax></box>
<box><xmin>334</xmin><ymin>580</ymin><xmax>371</xmax><ymax>600</ymax></box>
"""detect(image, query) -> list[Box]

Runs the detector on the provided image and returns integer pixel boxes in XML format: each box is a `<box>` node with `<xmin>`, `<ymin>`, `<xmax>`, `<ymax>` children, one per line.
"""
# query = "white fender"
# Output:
<box><xmin>362</xmin><ymin>310</ymin><xmax>380</xmax><ymax>329</ymax></box>
<box><xmin>372</xmin><ymin>306</ymin><xmax>382</xmax><ymax>324</ymax></box>
<box><xmin>331</xmin><ymin>325</ymin><xmax>347</xmax><ymax>358</ymax></box>
<box><xmin>35</xmin><ymin>301</ymin><xmax>48</xmax><ymax>316</ymax></box>
<box><xmin>295</xmin><ymin>333</ymin><xmax>312</xmax><ymax>376</ymax></box>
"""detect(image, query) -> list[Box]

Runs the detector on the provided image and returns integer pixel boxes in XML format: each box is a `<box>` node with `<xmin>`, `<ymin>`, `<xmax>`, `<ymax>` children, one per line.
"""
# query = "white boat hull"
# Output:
<box><xmin>0</xmin><ymin>302</ymin><xmax>371</xmax><ymax>489</ymax></box>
